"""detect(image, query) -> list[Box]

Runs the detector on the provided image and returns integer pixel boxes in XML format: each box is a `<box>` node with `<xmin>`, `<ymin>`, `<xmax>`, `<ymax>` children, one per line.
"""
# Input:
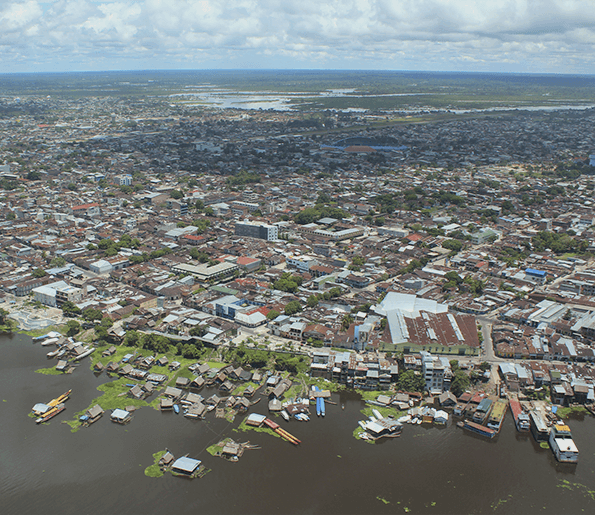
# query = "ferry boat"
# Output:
<box><xmin>509</xmin><ymin>398</ymin><xmax>530</xmax><ymax>432</ymax></box>
<box><xmin>529</xmin><ymin>410</ymin><xmax>550</xmax><ymax>442</ymax></box>
<box><xmin>486</xmin><ymin>399</ymin><xmax>508</xmax><ymax>432</ymax></box>
<box><xmin>472</xmin><ymin>398</ymin><xmax>493</xmax><ymax>425</ymax></box>
<box><xmin>460</xmin><ymin>419</ymin><xmax>497</xmax><ymax>439</ymax></box>
<box><xmin>549</xmin><ymin>424</ymin><xmax>579</xmax><ymax>463</ymax></box>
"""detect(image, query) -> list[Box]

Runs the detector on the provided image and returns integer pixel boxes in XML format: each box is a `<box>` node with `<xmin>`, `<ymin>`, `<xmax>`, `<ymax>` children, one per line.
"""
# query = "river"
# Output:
<box><xmin>2</xmin><ymin>332</ymin><xmax>595</xmax><ymax>514</ymax></box>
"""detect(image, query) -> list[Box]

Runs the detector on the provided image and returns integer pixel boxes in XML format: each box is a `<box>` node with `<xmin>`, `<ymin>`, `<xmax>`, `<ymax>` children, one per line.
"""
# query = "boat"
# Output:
<box><xmin>372</xmin><ymin>409</ymin><xmax>383</xmax><ymax>420</ymax></box>
<box><xmin>460</xmin><ymin>419</ymin><xmax>497</xmax><ymax>439</ymax></box>
<box><xmin>36</xmin><ymin>403</ymin><xmax>65</xmax><ymax>424</ymax></box>
<box><xmin>530</xmin><ymin>410</ymin><xmax>550</xmax><ymax>442</ymax></box>
<box><xmin>33</xmin><ymin>331</ymin><xmax>62</xmax><ymax>341</ymax></box>
<box><xmin>46</xmin><ymin>349</ymin><xmax>61</xmax><ymax>359</ymax></box>
<box><xmin>41</xmin><ymin>337</ymin><xmax>59</xmax><ymax>347</ymax></box>
<box><xmin>320</xmin><ymin>397</ymin><xmax>325</xmax><ymax>417</ymax></box>
<box><xmin>342</xmin><ymin>404</ymin><xmax>345</xmax><ymax>410</ymax></box>
<box><xmin>73</xmin><ymin>347</ymin><xmax>95</xmax><ymax>361</ymax></box>
<box><xmin>549</xmin><ymin>423</ymin><xmax>579</xmax><ymax>463</ymax></box>
<box><xmin>314</xmin><ymin>386</ymin><xmax>321</xmax><ymax>417</ymax></box>
<box><xmin>486</xmin><ymin>399</ymin><xmax>508</xmax><ymax>432</ymax></box>
<box><xmin>509</xmin><ymin>398</ymin><xmax>530</xmax><ymax>432</ymax></box>
<box><xmin>173</xmin><ymin>404</ymin><xmax>180</xmax><ymax>414</ymax></box>
<box><xmin>47</xmin><ymin>389</ymin><xmax>72</xmax><ymax>408</ymax></box>
<box><xmin>280</xmin><ymin>410</ymin><xmax>290</xmax><ymax>422</ymax></box>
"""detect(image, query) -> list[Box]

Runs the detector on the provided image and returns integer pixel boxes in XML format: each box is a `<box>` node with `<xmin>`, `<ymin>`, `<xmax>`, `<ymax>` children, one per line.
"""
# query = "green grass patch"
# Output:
<box><xmin>235</xmin><ymin>417</ymin><xmax>280</xmax><ymax>439</ymax></box>
<box><xmin>35</xmin><ymin>366</ymin><xmax>63</xmax><ymax>376</ymax></box>
<box><xmin>359</xmin><ymin>390</ymin><xmax>389</xmax><ymax>402</ymax></box>
<box><xmin>555</xmin><ymin>406</ymin><xmax>588</xmax><ymax>418</ymax></box>
<box><xmin>21</xmin><ymin>325</ymin><xmax>66</xmax><ymax>337</ymax></box>
<box><xmin>361</xmin><ymin>406</ymin><xmax>407</xmax><ymax>420</ymax></box>
<box><xmin>232</xmin><ymin>381</ymin><xmax>259</xmax><ymax>396</ymax></box>
<box><xmin>207</xmin><ymin>361</ymin><xmax>226</xmax><ymax>369</ymax></box>
<box><xmin>145</xmin><ymin>450</ymin><xmax>167</xmax><ymax>478</ymax></box>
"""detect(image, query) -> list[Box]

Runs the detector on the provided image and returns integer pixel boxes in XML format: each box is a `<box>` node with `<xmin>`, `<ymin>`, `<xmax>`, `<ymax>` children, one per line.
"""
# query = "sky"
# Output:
<box><xmin>2</xmin><ymin>0</ymin><xmax>595</xmax><ymax>74</ymax></box>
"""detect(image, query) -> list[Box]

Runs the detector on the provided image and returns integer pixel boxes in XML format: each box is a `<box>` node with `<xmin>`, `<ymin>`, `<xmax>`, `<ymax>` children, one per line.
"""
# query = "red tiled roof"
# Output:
<box><xmin>72</xmin><ymin>203</ymin><xmax>100</xmax><ymax>210</ymax></box>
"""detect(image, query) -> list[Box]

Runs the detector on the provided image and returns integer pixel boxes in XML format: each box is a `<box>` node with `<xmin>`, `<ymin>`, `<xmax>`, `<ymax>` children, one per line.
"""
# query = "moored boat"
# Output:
<box><xmin>509</xmin><ymin>398</ymin><xmax>530</xmax><ymax>432</ymax></box>
<box><xmin>36</xmin><ymin>403</ymin><xmax>65</xmax><ymax>424</ymax></box>
<box><xmin>460</xmin><ymin>419</ymin><xmax>497</xmax><ymax>439</ymax></box>
<box><xmin>549</xmin><ymin>423</ymin><xmax>578</xmax><ymax>463</ymax></box>
<box><xmin>486</xmin><ymin>399</ymin><xmax>508</xmax><ymax>432</ymax></box>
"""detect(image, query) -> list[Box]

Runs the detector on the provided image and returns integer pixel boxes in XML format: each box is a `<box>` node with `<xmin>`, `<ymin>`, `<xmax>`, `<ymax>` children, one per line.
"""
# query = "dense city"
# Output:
<box><xmin>3</xmin><ymin>87</ymin><xmax>595</xmax><ymax>475</ymax></box>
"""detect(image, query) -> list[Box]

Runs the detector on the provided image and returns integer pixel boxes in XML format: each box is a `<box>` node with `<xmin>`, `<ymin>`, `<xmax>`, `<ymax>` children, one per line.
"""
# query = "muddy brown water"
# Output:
<box><xmin>2</xmin><ymin>332</ymin><xmax>594</xmax><ymax>514</ymax></box>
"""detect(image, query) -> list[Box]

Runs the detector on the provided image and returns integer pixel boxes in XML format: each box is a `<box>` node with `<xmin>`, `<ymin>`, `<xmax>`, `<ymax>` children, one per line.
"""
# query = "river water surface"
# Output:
<box><xmin>2</xmin><ymin>332</ymin><xmax>595</xmax><ymax>514</ymax></box>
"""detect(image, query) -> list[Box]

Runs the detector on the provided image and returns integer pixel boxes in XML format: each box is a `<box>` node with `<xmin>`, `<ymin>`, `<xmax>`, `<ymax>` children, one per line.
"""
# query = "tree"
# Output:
<box><xmin>61</xmin><ymin>301</ymin><xmax>81</xmax><ymax>317</ymax></box>
<box><xmin>170</xmin><ymin>190</ymin><xmax>184</xmax><ymax>200</ymax></box>
<box><xmin>0</xmin><ymin>308</ymin><xmax>9</xmax><ymax>325</ymax></box>
<box><xmin>284</xmin><ymin>300</ymin><xmax>302</xmax><ymax>315</ymax></box>
<box><xmin>266</xmin><ymin>309</ymin><xmax>280</xmax><ymax>320</ymax></box>
<box><xmin>82</xmin><ymin>308</ymin><xmax>103</xmax><ymax>322</ymax></box>
<box><xmin>307</xmin><ymin>295</ymin><xmax>319</xmax><ymax>308</ymax></box>
<box><xmin>450</xmin><ymin>370</ymin><xmax>470</xmax><ymax>396</ymax></box>
<box><xmin>65</xmin><ymin>320</ymin><xmax>81</xmax><ymax>337</ymax></box>
<box><xmin>50</xmin><ymin>257</ymin><xmax>66</xmax><ymax>267</ymax></box>
<box><xmin>32</xmin><ymin>268</ymin><xmax>46</xmax><ymax>278</ymax></box>
<box><xmin>341</xmin><ymin>314</ymin><xmax>354</xmax><ymax>331</ymax></box>
<box><xmin>190</xmin><ymin>325</ymin><xmax>208</xmax><ymax>337</ymax></box>
<box><xmin>396</xmin><ymin>370</ymin><xmax>425</xmax><ymax>392</ymax></box>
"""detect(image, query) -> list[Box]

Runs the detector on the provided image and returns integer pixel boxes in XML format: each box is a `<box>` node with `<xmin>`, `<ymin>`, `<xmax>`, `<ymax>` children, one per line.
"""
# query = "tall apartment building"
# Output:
<box><xmin>235</xmin><ymin>221</ymin><xmax>278</xmax><ymax>241</ymax></box>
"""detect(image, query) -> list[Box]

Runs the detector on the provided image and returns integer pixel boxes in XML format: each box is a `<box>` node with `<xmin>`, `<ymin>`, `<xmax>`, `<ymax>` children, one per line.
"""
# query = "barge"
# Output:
<box><xmin>486</xmin><ymin>399</ymin><xmax>508</xmax><ymax>432</ymax></box>
<box><xmin>459</xmin><ymin>419</ymin><xmax>497</xmax><ymax>439</ymax></box>
<box><xmin>549</xmin><ymin>424</ymin><xmax>579</xmax><ymax>463</ymax></box>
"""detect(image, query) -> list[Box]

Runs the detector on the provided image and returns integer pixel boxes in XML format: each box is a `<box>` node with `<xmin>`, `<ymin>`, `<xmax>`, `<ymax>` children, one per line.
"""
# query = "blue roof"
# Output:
<box><xmin>526</xmin><ymin>269</ymin><xmax>546</xmax><ymax>277</ymax></box>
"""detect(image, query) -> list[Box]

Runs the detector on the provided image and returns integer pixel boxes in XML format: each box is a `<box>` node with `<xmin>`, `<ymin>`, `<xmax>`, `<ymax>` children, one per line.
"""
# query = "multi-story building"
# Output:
<box><xmin>235</xmin><ymin>221</ymin><xmax>278</xmax><ymax>241</ymax></box>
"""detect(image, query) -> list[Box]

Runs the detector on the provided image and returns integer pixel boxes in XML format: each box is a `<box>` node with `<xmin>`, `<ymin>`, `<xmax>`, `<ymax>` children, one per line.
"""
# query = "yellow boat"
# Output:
<box><xmin>47</xmin><ymin>389</ymin><xmax>72</xmax><ymax>408</ymax></box>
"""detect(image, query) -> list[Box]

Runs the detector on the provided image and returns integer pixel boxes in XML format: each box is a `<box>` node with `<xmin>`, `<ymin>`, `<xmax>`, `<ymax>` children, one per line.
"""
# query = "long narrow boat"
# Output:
<box><xmin>47</xmin><ymin>389</ymin><xmax>72</xmax><ymax>408</ymax></box>
<box><xmin>41</xmin><ymin>337</ymin><xmax>60</xmax><ymax>347</ymax></box>
<box><xmin>320</xmin><ymin>397</ymin><xmax>325</xmax><ymax>417</ymax></box>
<box><xmin>460</xmin><ymin>419</ymin><xmax>497</xmax><ymax>439</ymax></box>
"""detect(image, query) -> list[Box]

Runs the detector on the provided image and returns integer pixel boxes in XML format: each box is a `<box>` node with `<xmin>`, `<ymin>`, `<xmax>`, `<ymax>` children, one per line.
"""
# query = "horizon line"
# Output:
<box><xmin>1</xmin><ymin>68</ymin><xmax>595</xmax><ymax>78</ymax></box>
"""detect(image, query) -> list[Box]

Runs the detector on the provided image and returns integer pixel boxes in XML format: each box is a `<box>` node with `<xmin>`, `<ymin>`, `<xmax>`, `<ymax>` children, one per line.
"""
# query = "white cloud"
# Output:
<box><xmin>4</xmin><ymin>0</ymin><xmax>595</xmax><ymax>72</ymax></box>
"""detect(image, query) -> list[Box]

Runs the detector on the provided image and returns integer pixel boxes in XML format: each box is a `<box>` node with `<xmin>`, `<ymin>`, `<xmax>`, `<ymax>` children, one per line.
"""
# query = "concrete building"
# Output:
<box><xmin>235</xmin><ymin>221</ymin><xmax>278</xmax><ymax>241</ymax></box>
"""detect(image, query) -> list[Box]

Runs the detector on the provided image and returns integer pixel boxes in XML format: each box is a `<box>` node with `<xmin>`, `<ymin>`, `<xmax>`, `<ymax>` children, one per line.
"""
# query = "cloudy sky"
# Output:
<box><xmin>2</xmin><ymin>0</ymin><xmax>595</xmax><ymax>74</ymax></box>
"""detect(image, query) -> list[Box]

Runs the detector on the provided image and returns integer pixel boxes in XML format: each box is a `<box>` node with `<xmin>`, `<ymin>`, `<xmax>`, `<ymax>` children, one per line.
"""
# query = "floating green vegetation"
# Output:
<box><xmin>491</xmin><ymin>494</ymin><xmax>513</xmax><ymax>511</ymax></box>
<box><xmin>376</xmin><ymin>496</ymin><xmax>390</xmax><ymax>505</ymax></box>
<box><xmin>64</xmin><ymin>419</ymin><xmax>82</xmax><ymax>433</ymax></box>
<box><xmin>539</xmin><ymin>441</ymin><xmax>550</xmax><ymax>449</ymax></box>
<box><xmin>144</xmin><ymin>450</ymin><xmax>166</xmax><ymax>478</ymax></box>
<box><xmin>28</xmin><ymin>412</ymin><xmax>36</xmax><ymax>419</ymax></box>
<box><xmin>235</xmin><ymin>417</ymin><xmax>280</xmax><ymax>438</ymax></box>
<box><xmin>35</xmin><ymin>366</ymin><xmax>63</xmax><ymax>376</ymax></box>
<box><xmin>555</xmin><ymin>406</ymin><xmax>588</xmax><ymax>418</ymax></box>
<box><xmin>207</xmin><ymin>441</ymin><xmax>225</xmax><ymax>456</ymax></box>
<box><xmin>557</xmin><ymin>480</ymin><xmax>595</xmax><ymax>501</ymax></box>
<box><xmin>21</xmin><ymin>325</ymin><xmax>66</xmax><ymax>337</ymax></box>
<box><xmin>352</xmin><ymin>426</ymin><xmax>374</xmax><ymax>445</ymax></box>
